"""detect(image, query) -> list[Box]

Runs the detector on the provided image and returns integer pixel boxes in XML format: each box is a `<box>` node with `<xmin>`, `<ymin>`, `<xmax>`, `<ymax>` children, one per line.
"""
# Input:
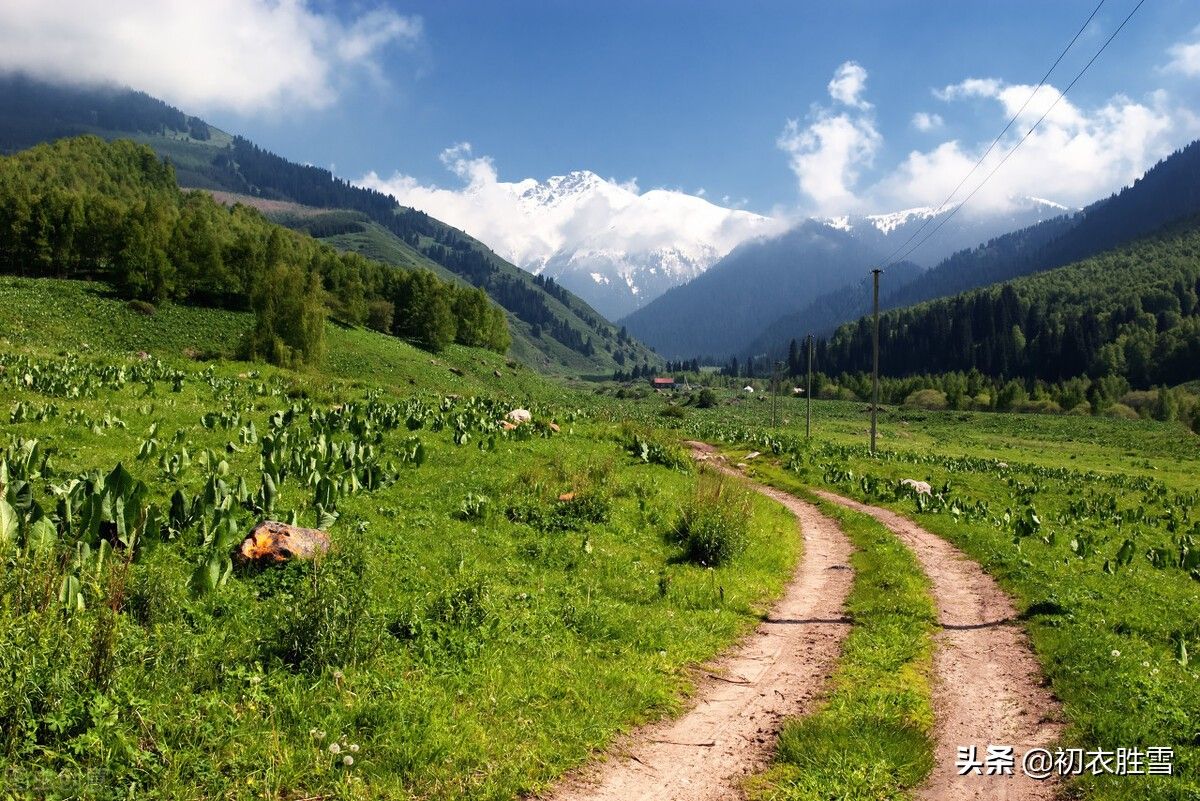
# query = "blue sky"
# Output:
<box><xmin>2</xmin><ymin>0</ymin><xmax>1199</xmax><ymax>216</ymax></box>
<box><xmin>232</xmin><ymin>0</ymin><xmax>1200</xmax><ymax>215</ymax></box>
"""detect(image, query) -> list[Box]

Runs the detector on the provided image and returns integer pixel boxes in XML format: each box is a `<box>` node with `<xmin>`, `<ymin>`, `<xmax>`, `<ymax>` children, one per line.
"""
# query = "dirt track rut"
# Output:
<box><xmin>815</xmin><ymin>489</ymin><xmax>1063</xmax><ymax>801</ymax></box>
<box><xmin>543</xmin><ymin>445</ymin><xmax>855</xmax><ymax>801</ymax></box>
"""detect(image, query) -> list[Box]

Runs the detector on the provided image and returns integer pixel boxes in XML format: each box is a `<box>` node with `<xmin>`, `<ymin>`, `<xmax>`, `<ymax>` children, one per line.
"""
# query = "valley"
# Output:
<box><xmin>2</xmin><ymin>5</ymin><xmax>1199</xmax><ymax>800</ymax></box>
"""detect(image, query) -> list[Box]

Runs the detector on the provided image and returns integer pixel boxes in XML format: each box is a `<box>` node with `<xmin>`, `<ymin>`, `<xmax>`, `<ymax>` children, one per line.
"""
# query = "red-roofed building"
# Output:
<box><xmin>650</xmin><ymin>377</ymin><xmax>677</xmax><ymax>389</ymax></box>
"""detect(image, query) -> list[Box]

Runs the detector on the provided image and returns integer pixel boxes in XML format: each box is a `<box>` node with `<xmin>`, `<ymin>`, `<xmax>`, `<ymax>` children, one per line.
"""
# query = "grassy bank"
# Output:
<box><xmin>731</xmin><ymin>460</ymin><xmax>937</xmax><ymax>800</ymax></box>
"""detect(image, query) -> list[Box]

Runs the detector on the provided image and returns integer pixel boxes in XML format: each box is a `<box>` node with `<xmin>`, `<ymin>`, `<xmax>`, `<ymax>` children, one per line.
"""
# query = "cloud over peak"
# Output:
<box><xmin>779</xmin><ymin>61</ymin><xmax>1196</xmax><ymax>217</ymax></box>
<box><xmin>0</xmin><ymin>1</ymin><xmax>421</xmax><ymax>114</ymax></box>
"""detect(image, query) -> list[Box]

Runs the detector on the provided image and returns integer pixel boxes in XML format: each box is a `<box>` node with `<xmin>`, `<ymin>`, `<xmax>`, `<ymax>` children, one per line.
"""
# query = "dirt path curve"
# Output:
<box><xmin>814</xmin><ymin>489</ymin><xmax>1063</xmax><ymax>801</ymax></box>
<box><xmin>542</xmin><ymin>444</ymin><xmax>854</xmax><ymax>801</ymax></box>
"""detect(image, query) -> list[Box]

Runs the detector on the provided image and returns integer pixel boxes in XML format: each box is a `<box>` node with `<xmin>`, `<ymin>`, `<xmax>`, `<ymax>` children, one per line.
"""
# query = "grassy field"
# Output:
<box><xmin>0</xmin><ymin>283</ymin><xmax>803</xmax><ymax>800</ymax></box>
<box><xmin>3</xmin><ymin>276</ymin><xmax>1199</xmax><ymax>799</ymax></box>
<box><xmin>657</xmin><ymin>396</ymin><xmax>1199</xmax><ymax>800</ymax></box>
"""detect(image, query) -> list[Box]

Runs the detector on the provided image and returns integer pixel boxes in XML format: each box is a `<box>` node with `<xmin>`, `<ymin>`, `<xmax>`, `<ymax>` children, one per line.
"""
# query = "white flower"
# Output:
<box><xmin>1111</xmin><ymin>650</ymin><xmax>1121</xmax><ymax>658</ymax></box>
<box><xmin>349</xmin><ymin>744</ymin><xmax>360</xmax><ymax>753</ymax></box>
<box><xmin>342</xmin><ymin>755</ymin><xmax>354</xmax><ymax>766</ymax></box>
<box><xmin>1143</xmin><ymin>661</ymin><xmax>1151</xmax><ymax>668</ymax></box>
<box><xmin>328</xmin><ymin>743</ymin><xmax>341</xmax><ymax>754</ymax></box>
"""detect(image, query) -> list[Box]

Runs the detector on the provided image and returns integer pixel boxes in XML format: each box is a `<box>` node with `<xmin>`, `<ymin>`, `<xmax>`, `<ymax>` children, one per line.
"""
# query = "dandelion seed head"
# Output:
<box><xmin>328</xmin><ymin>742</ymin><xmax>341</xmax><ymax>754</ymax></box>
<box><xmin>343</xmin><ymin>755</ymin><xmax>354</xmax><ymax>766</ymax></box>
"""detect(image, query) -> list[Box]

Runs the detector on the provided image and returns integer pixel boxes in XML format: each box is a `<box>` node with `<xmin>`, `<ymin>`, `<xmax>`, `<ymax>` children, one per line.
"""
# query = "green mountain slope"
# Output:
<box><xmin>815</xmin><ymin>216</ymin><xmax>1200</xmax><ymax>388</ymax></box>
<box><xmin>0</xmin><ymin>74</ymin><xmax>661</xmax><ymax>376</ymax></box>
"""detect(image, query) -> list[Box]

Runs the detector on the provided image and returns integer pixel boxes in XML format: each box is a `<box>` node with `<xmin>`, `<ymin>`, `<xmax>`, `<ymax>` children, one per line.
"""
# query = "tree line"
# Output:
<box><xmin>0</xmin><ymin>136</ymin><xmax>509</xmax><ymax>365</ymax></box>
<box><xmin>810</xmin><ymin>219</ymin><xmax>1200</xmax><ymax>390</ymax></box>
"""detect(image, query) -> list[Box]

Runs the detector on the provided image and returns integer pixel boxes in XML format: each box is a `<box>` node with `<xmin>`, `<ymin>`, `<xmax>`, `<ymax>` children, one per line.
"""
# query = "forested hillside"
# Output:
<box><xmin>754</xmin><ymin>141</ymin><xmax>1200</xmax><ymax>362</ymax></box>
<box><xmin>0</xmin><ymin>75</ymin><xmax>659</xmax><ymax>375</ymax></box>
<box><xmin>621</xmin><ymin>221</ymin><xmax>907</xmax><ymax>359</ymax></box>
<box><xmin>815</xmin><ymin>217</ymin><xmax>1200</xmax><ymax>388</ymax></box>
<box><xmin>0</xmin><ymin>136</ymin><xmax>509</xmax><ymax>363</ymax></box>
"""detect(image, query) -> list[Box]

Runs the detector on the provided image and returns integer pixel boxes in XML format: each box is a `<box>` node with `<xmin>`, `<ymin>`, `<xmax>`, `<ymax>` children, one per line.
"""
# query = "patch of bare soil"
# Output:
<box><xmin>815</xmin><ymin>490</ymin><xmax>1063</xmax><ymax>801</ymax></box>
<box><xmin>541</xmin><ymin>446</ymin><xmax>855</xmax><ymax>801</ymax></box>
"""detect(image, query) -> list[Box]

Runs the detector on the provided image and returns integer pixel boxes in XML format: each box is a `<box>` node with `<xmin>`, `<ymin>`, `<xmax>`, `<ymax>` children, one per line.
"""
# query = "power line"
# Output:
<box><xmin>889</xmin><ymin>0</ymin><xmax>1148</xmax><ymax>267</ymax></box>
<box><xmin>878</xmin><ymin>0</ymin><xmax>1107</xmax><ymax>267</ymax></box>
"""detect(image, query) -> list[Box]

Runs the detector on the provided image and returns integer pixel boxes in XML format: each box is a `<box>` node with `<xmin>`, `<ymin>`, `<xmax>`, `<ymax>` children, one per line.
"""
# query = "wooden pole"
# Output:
<box><xmin>806</xmin><ymin>334</ymin><xmax>812</xmax><ymax>439</ymax></box>
<box><xmin>871</xmin><ymin>268</ymin><xmax>882</xmax><ymax>455</ymax></box>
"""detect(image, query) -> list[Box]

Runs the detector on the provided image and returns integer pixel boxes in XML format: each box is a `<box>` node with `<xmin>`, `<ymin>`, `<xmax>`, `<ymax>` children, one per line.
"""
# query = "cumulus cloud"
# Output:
<box><xmin>827</xmin><ymin>61</ymin><xmax>871</xmax><ymax>110</ymax></box>
<box><xmin>781</xmin><ymin>59</ymin><xmax>1196</xmax><ymax>217</ymax></box>
<box><xmin>1164</xmin><ymin>31</ymin><xmax>1200</xmax><ymax>77</ymax></box>
<box><xmin>777</xmin><ymin>61</ymin><xmax>881</xmax><ymax>215</ymax></box>
<box><xmin>0</xmin><ymin>1</ymin><xmax>421</xmax><ymax>113</ymax></box>
<box><xmin>357</xmin><ymin>144</ymin><xmax>774</xmax><ymax>271</ymax></box>
<box><xmin>872</xmin><ymin>77</ymin><xmax>1187</xmax><ymax>213</ymax></box>
<box><xmin>911</xmin><ymin>112</ymin><xmax>944</xmax><ymax>132</ymax></box>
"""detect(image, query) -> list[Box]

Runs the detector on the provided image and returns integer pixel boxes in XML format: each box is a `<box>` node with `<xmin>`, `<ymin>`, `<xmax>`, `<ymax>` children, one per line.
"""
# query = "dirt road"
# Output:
<box><xmin>544</xmin><ymin>445</ymin><xmax>855</xmax><ymax>801</ymax></box>
<box><xmin>815</xmin><ymin>489</ymin><xmax>1063</xmax><ymax>801</ymax></box>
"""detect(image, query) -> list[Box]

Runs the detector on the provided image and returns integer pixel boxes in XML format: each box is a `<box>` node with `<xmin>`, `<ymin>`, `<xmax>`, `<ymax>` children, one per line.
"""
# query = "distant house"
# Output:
<box><xmin>650</xmin><ymin>377</ymin><xmax>677</xmax><ymax>390</ymax></box>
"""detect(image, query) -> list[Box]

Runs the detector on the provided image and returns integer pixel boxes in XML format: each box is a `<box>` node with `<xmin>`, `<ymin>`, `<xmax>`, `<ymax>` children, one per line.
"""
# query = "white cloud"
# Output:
<box><xmin>827</xmin><ymin>61</ymin><xmax>871</xmax><ymax>110</ymax></box>
<box><xmin>912</xmin><ymin>112</ymin><xmax>944</xmax><ymax>132</ymax></box>
<box><xmin>777</xmin><ymin>62</ymin><xmax>881</xmax><ymax>215</ymax></box>
<box><xmin>780</xmin><ymin>59</ymin><xmax>1196</xmax><ymax>218</ymax></box>
<box><xmin>357</xmin><ymin>144</ymin><xmax>775</xmax><ymax>273</ymax></box>
<box><xmin>1164</xmin><ymin>33</ymin><xmax>1200</xmax><ymax>76</ymax></box>
<box><xmin>0</xmin><ymin>1</ymin><xmax>421</xmax><ymax>113</ymax></box>
<box><xmin>872</xmin><ymin>78</ymin><xmax>1187</xmax><ymax>213</ymax></box>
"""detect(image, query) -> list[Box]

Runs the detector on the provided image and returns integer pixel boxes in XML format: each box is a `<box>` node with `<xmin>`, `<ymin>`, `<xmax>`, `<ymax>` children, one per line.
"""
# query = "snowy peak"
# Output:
<box><xmin>865</xmin><ymin>205</ymin><xmax>948</xmax><ymax>234</ymax></box>
<box><xmin>814</xmin><ymin>196</ymin><xmax>1073</xmax><ymax>266</ymax></box>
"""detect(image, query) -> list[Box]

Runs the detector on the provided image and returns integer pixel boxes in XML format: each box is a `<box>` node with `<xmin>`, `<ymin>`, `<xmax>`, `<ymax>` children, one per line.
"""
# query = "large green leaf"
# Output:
<box><xmin>0</xmin><ymin>498</ymin><xmax>17</xmax><ymax>547</ymax></box>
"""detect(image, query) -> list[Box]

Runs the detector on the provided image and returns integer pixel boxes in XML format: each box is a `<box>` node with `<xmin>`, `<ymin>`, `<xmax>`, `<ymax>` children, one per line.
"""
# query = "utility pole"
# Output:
<box><xmin>806</xmin><ymin>333</ymin><xmax>813</xmax><ymax>439</ymax></box>
<box><xmin>771</xmin><ymin>361</ymin><xmax>782</xmax><ymax>428</ymax></box>
<box><xmin>871</xmin><ymin>268</ymin><xmax>882</xmax><ymax>455</ymax></box>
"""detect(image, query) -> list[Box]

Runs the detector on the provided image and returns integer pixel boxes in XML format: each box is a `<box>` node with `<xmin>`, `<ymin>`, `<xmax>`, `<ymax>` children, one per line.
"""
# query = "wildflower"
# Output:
<box><xmin>1111</xmin><ymin>650</ymin><xmax>1121</xmax><ymax>658</ymax></box>
<box><xmin>1143</xmin><ymin>661</ymin><xmax>1151</xmax><ymax>668</ymax></box>
<box><xmin>343</xmin><ymin>755</ymin><xmax>354</xmax><ymax>766</ymax></box>
<box><xmin>349</xmin><ymin>744</ymin><xmax>360</xmax><ymax>753</ymax></box>
<box><xmin>329</xmin><ymin>742</ymin><xmax>341</xmax><ymax>754</ymax></box>
<box><xmin>333</xmin><ymin>669</ymin><xmax>345</xmax><ymax>682</ymax></box>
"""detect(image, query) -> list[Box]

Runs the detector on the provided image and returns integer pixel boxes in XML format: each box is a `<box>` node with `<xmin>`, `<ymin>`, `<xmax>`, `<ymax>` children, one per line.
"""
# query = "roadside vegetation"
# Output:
<box><xmin>741</xmin><ymin>466</ymin><xmax>937</xmax><ymax>801</ymax></box>
<box><xmin>0</xmin><ymin>324</ymin><xmax>801</xmax><ymax>799</ymax></box>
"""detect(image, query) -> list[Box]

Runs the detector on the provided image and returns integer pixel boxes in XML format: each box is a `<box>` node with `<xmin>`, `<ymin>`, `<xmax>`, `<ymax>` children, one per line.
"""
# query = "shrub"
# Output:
<box><xmin>672</xmin><ymin>473</ymin><xmax>751</xmax><ymax>566</ymax></box>
<box><xmin>659</xmin><ymin>404</ymin><xmax>686</xmax><ymax>419</ymax></box>
<box><xmin>366</xmin><ymin>299</ymin><xmax>395</xmax><ymax>334</ymax></box>
<box><xmin>268</xmin><ymin>547</ymin><xmax>376</xmax><ymax>671</ymax></box>
<box><xmin>903</xmin><ymin>389</ymin><xmax>947</xmax><ymax>410</ymax></box>
<box><xmin>126</xmin><ymin>299</ymin><xmax>156</xmax><ymax>316</ymax></box>
<box><xmin>1105</xmin><ymin>403</ymin><xmax>1140</xmax><ymax>420</ymax></box>
<box><xmin>458</xmin><ymin>492</ymin><xmax>491</xmax><ymax>521</ymax></box>
<box><xmin>696</xmin><ymin>388</ymin><xmax>718</xmax><ymax>408</ymax></box>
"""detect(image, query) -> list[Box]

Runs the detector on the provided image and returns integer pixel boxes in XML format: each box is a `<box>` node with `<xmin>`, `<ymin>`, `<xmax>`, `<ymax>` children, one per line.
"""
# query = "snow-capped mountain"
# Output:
<box><xmin>358</xmin><ymin>163</ymin><xmax>777</xmax><ymax>320</ymax></box>
<box><xmin>818</xmin><ymin>197</ymin><xmax>1071</xmax><ymax>266</ymax></box>
<box><xmin>512</xmin><ymin>172</ymin><xmax>777</xmax><ymax>318</ymax></box>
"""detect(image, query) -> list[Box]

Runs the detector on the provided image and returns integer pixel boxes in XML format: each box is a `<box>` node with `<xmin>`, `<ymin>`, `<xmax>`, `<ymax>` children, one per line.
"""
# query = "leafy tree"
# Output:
<box><xmin>241</xmin><ymin>264</ymin><xmax>326</xmax><ymax>367</ymax></box>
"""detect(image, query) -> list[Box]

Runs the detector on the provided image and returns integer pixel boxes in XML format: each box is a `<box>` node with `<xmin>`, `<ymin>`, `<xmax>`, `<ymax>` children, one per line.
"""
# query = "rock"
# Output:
<box><xmin>900</xmin><ymin>478</ymin><xmax>933</xmax><ymax>496</ymax></box>
<box><xmin>449</xmin><ymin>367</ymin><xmax>465</xmax><ymax>376</ymax></box>
<box><xmin>736</xmin><ymin>462</ymin><xmax>749</xmax><ymax>469</ymax></box>
<box><xmin>500</xmin><ymin>421</ymin><xmax>518</xmax><ymax>431</ymax></box>
<box><xmin>136</xmin><ymin>351</ymin><xmax>151</xmax><ymax>361</ymax></box>
<box><xmin>506</xmin><ymin>409</ymin><xmax>532</xmax><ymax>424</ymax></box>
<box><xmin>548</xmin><ymin>422</ymin><xmax>560</xmax><ymax>433</ymax></box>
<box><xmin>239</xmin><ymin>521</ymin><xmax>331</xmax><ymax>564</ymax></box>
<box><xmin>494</xmin><ymin>370</ymin><xmax>503</xmax><ymax>378</ymax></box>
<box><xmin>746</xmin><ymin>451</ymin><xmax>761</xmax><ymax>460</ymax></box>
<box><xmin>558</xmin><ymin>492</ymin><xmax>576</xmax><ymax>502</ymax></box>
